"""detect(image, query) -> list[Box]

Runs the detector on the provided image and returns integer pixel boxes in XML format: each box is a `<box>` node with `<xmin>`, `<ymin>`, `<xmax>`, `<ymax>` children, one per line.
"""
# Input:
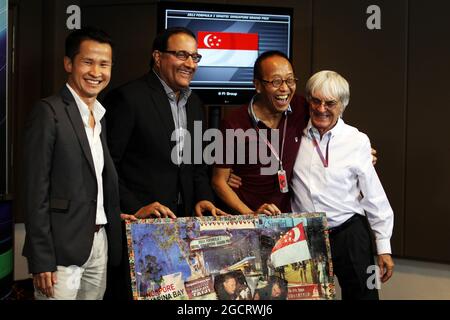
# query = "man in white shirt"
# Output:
<box><xmin>21</xmin><ymin>27</ymin><xmax>122</xmax><ymax>299</ymax></box>
<box><xmin>291</xmin><ymin>70</ymin><xmax>394</xmax><ymax>299</ymax></box>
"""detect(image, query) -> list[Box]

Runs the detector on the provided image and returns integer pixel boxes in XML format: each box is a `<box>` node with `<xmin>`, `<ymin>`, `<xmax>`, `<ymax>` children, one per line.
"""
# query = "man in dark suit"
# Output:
<box><xmin>103</xmin><ymin>27</ymin><xmax>226</xmax><ymax>299</ymax></box>
<box><xmin>105</xmin><ymin>27</ymin><xmax>225</xmax><ymax>218</ymax></box>
<box><xmin>21</xmin><ymin>27</ymin><xmax>122</xmax><ymax>300</ymax></box>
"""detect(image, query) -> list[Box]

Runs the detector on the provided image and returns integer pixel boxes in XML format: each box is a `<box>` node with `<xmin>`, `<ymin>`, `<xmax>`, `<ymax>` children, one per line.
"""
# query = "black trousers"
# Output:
<box><xmin>104</xmin><ymin>203</ymin><xmax>187</xmax><ymax>300</ymax></box>
<box><xmin>104</xmin><ymin>221</ymin><xmax>133</xmax><ymax>300</ymax></box>
<box><xmin>329</xmin><ymin>214</ymin><xmax>379</xmax><ymax>300</ymax></box>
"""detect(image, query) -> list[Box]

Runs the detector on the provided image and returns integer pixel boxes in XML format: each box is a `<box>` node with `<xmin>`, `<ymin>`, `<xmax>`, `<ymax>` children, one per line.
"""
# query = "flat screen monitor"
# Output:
<box><xmin>158</xmin><ymin>2</ymin><xmax>293</xmax><ymax>105</ymax></box>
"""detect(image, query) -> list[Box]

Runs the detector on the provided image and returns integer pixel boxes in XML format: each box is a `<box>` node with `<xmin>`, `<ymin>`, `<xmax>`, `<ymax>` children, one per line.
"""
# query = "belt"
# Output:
<box><xmin>328</xmin><ymin>214</ymin><xmax>361</xmax><ymax>236</ymax></box>
<box><xmin>94</xmin><ymin>224</ymin><xmax>104</xmax><ymax>233</ymax></box>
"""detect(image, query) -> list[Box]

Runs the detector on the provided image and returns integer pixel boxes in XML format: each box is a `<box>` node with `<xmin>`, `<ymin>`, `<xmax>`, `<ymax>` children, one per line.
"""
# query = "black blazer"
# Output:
<box><xmin>21</xmin><ymin>86</ymin><xmax>122</xmax><ymax>274</ymax></box>
<box><xmin>104</xmin><ymin>71</ymin><xmax>214</xmax><ymax>216</ymax></box>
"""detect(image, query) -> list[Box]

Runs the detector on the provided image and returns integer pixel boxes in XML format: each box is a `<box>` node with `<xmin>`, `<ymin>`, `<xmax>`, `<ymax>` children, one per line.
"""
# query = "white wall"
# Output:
<box><xmin>14</xmin><ymin>224</ymin><xmax>450</xmax><ymax>299</ymax></box>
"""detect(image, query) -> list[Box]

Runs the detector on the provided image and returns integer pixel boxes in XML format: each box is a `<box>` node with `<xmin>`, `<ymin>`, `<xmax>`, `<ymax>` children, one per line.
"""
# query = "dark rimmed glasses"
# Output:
<box><xmin>161</xmin><ymin>50</ymin><xmax>202</xmax><ymax>63</ymax></box>
<box><xmin>260</xmin><ymin>77</ymin><xmax>298</xmax><ymax>88</ymax></box>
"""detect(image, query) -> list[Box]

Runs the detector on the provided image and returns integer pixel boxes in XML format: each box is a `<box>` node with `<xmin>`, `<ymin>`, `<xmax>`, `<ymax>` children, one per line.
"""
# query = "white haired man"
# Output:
<box><xmin>291</xmin><ymin>70</ymin><xmax>394</xmax><ymax>300</ymax></box>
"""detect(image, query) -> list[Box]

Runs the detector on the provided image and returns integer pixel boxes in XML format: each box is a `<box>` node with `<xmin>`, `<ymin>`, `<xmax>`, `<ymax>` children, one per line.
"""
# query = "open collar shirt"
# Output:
<box><xmin>66</xmin><ymin>83</ymin><xmax>108</xmax><ymax>225</ymax></box>
<box><xmin>291</xmin><ymin>117</ymin><xmax>394</xmax><ymax>254</ymax></box>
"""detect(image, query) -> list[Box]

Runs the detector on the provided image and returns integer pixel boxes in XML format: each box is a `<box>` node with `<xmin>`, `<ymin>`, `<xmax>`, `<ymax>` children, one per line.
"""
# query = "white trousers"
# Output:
<box><xmin>35</xmin><ymin>227</ymin><xmax>108</xmax><ymax>300</ymax></box>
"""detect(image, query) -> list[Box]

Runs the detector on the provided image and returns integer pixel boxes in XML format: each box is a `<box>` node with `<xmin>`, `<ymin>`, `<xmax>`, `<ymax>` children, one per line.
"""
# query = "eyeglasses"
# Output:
<box><xmin>260</xmin><ymin>77</ymin><xmax>298</xmax><ymax>88</ymax></box>
<box><xmin>309</xmin><ymin>96</ymin><xmax>339</xmax><ymax>109</ymax></box>
<box><xmin>161</xmin><ymin>50</ymin><xmax>202</xmax><ymax>63</ymax></box>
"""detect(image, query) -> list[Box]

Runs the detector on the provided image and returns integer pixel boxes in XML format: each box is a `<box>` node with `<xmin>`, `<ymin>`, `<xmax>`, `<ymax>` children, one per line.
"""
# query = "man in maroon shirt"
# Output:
<box><xmin>212</xmin><ymin>51</ymin><xmax>308</xmax><ymax>215</ymax></box>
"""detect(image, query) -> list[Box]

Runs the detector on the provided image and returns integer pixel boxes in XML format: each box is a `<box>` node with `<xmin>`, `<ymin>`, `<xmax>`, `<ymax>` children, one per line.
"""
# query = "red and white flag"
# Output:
<box><xmin>197</xmin><ymin>31</ymin><xmax>259</xmax><ymax>67</ymax></box>
<box><xmin>270</xmin><ymin>223</ymin><xmax>311</xmax><ymax>268</ymax></box>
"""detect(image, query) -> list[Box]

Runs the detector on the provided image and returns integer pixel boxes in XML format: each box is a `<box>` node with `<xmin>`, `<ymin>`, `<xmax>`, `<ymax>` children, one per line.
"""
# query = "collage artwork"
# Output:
<box><xmin>126</xmin><ymin>213</ymin><xmax>335</xmax><ymax>300</ymax></box>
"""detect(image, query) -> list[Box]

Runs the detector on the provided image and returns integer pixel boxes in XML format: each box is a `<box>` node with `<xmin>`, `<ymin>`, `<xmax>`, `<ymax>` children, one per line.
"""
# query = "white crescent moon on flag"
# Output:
<box><xmin>292</xmin><ymin>227</ymin><xmax>301</xmax><ymax>242</ymax></box>
<box><xmin>204</xmin><ymin>34</ymin><xmax>212</xmax><ymax>48</ymax></box>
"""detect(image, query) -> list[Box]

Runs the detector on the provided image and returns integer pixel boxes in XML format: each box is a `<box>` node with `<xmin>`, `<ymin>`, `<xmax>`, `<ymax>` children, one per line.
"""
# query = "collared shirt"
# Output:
<box><xmin>291</xmin><ymin>118</ymin><xmax>394</xmax><ymax>254</ymax></box>
<box><xmin>248</xmin><ymin>95</ymin><xmax>293</xmax><ymax>126</ymax></box>
<box><xmin>66</xmin><ymin>83</ymin><xmax>108</xmax><ymax>225</ymax></box>
<box><xmin>247</xmin><ymin>95</ymin><xmax>293</xmax><ymax>170</ymax></box>
<box><xmin>216</xmin><ymin>94</ymin><xmax>308</xmax><ymax>213</ymax></box>
<box><xmin>153</xmin><ymin>70</ymin><xmax>191</xmax><ymax>165</ymax></box>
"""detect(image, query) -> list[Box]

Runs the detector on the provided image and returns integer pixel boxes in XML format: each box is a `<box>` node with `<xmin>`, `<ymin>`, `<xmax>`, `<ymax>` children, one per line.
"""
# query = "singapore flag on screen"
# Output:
<box><xmin>270</xmin><ymin>223</ymin><xmax>311</xmax><ymax>268</ymax></box>
<box><xmin>197</xmin><ymin>31</ymin><xmax>259</xmax><ymax>67</ymax></box>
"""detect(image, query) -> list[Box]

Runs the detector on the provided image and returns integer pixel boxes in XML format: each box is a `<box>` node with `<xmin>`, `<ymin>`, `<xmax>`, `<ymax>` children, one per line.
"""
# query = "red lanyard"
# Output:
<box><xmin>255</xmin><ymin>115</ymin><xmax>288</xmax><ymax>170</ymax></box>
<box><xmin>310</xmin><ymin>129</ymin><xmax>329</xmax><ymax>168</ymax></box>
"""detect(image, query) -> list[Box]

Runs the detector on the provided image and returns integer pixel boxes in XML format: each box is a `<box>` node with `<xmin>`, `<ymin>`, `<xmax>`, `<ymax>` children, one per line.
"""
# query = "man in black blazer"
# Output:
<box><xmin>103</xmin><ymin>27</ymin><xmax>226</xmax><ymax>300</ymax></box>
<box><xmin>105</xmin><ymin>27</ymin><xmax>225</xmax><ymax>219</ymax></box>
<box><xmin>21</xmin><ymin>27</ymin><xmax>121</xmax><ymax>299</ymax></box>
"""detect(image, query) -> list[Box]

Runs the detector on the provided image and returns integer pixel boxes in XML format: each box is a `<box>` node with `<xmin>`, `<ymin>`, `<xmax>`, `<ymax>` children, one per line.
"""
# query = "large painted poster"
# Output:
<box><xmin>126</xmin><ymin>213</ymin><xmax>335</xmax><ymax>300</ymax></box>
